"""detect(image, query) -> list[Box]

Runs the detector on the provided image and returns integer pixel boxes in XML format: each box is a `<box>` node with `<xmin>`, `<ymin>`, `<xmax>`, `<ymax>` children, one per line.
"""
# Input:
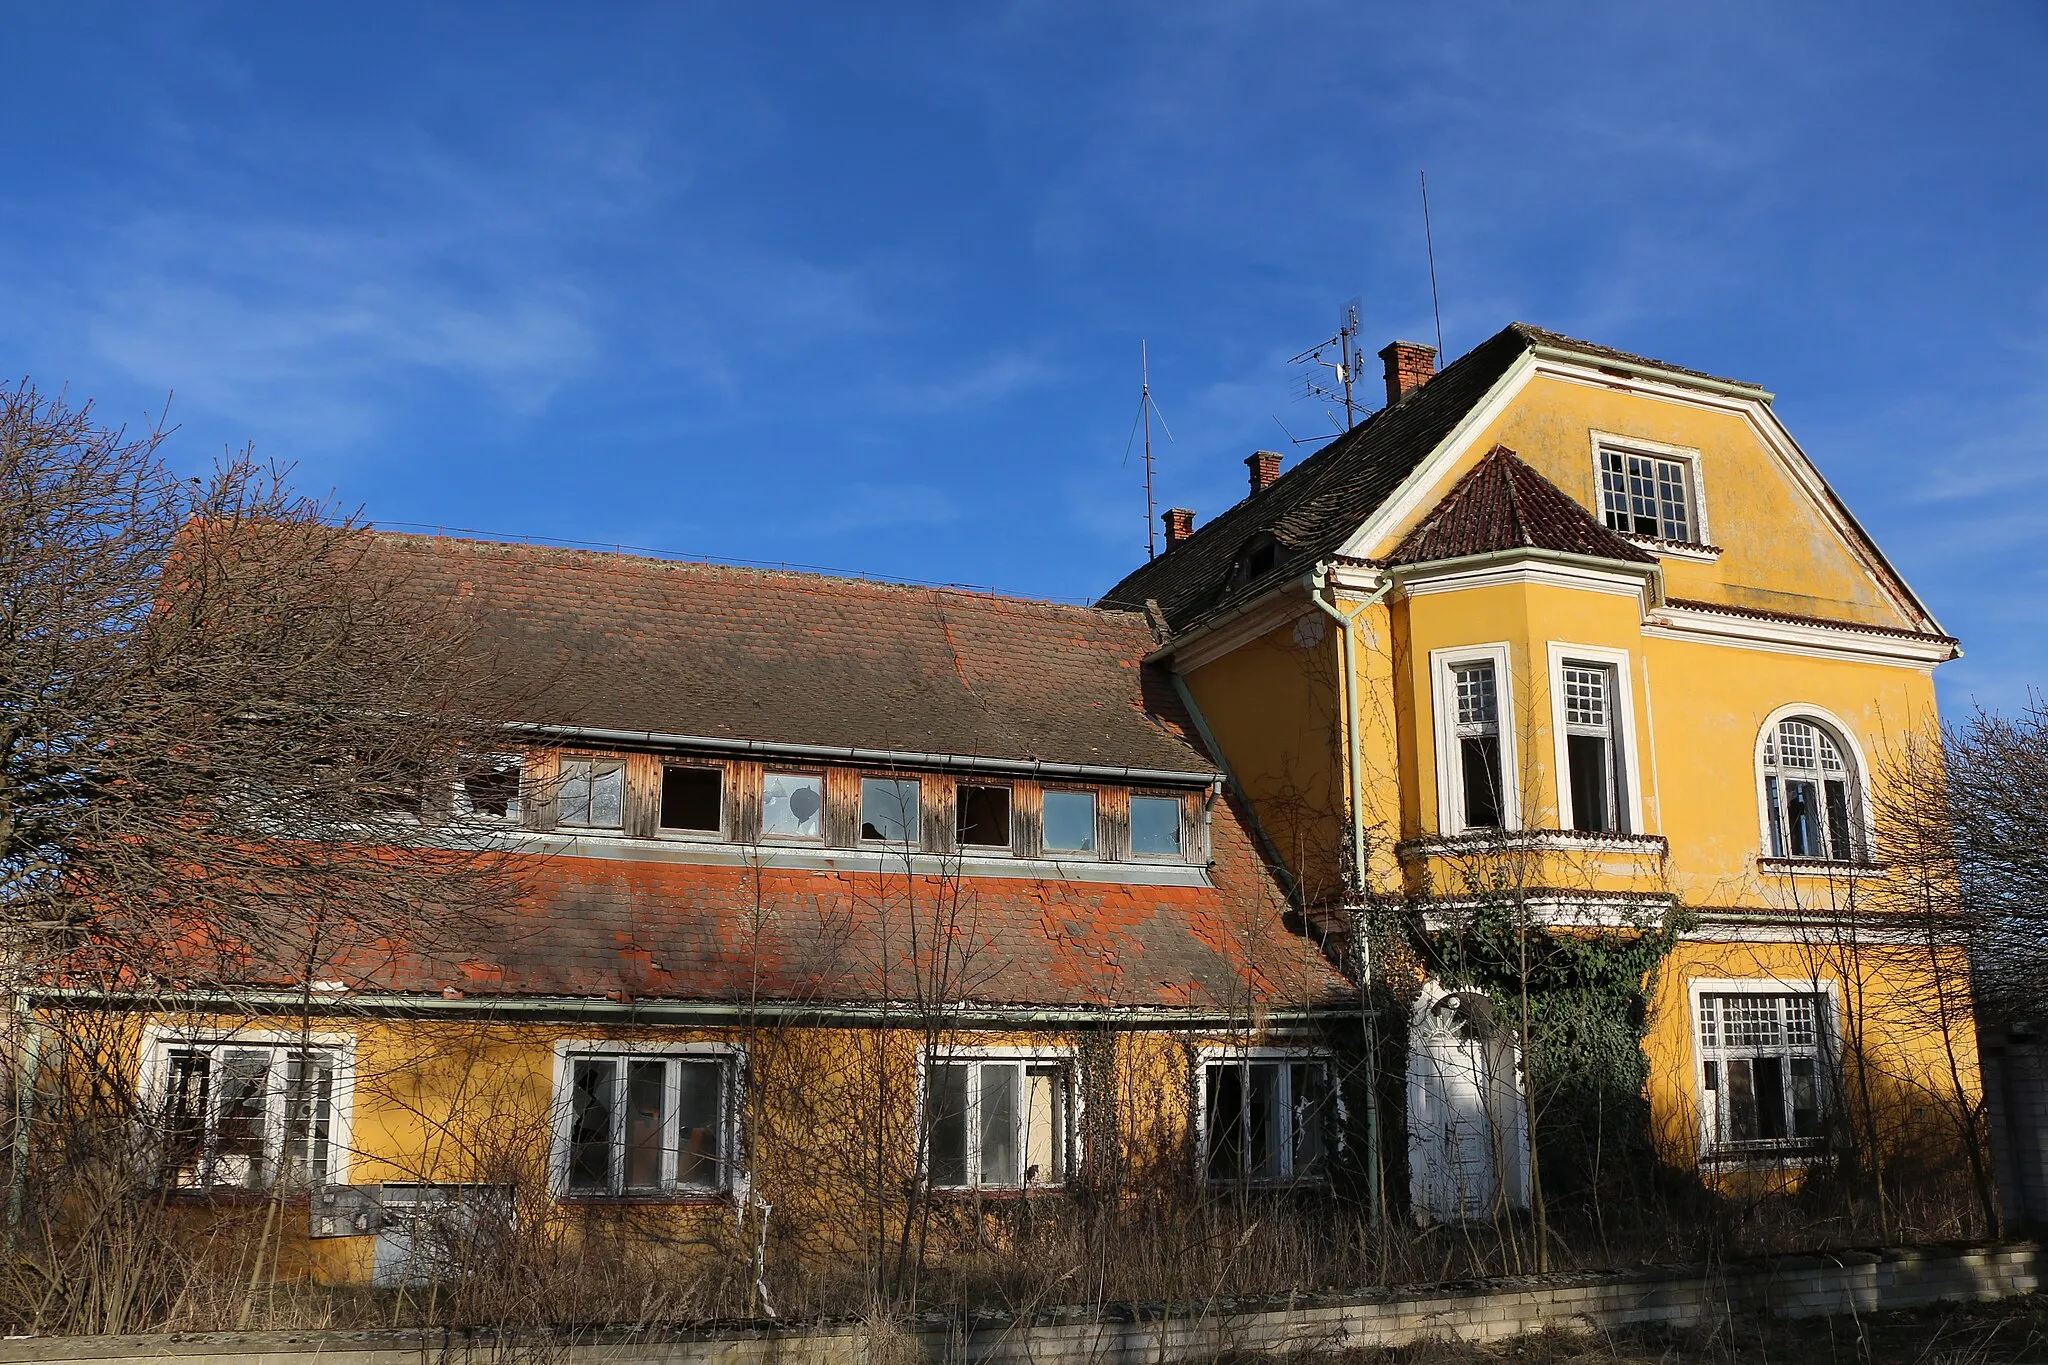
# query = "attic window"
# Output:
<box><xmin>659</xmin><ymin>765</ymin><xmax>722</xmax><ymax>835</ymax></box>
<box><xmin>1228</xmin><ymin>534</ymin><xmax>1282</xmax><ymax>590</ymax></box>
<box><xmin>957</xmin><ymin>785</ymin><xmax>1012</xmax><ymax>850</ymax></box>
<box><xmin>1599</xmin><ymin>447</ymin><xmax>1697</xmax><ymax>543</ymax></box>
<box><xmin>456</xmin><ymin>759</ymin><xmax>522</xmax><ymax>820</ymax></box>
<box><xmin>557</xmin><ymin>760</ymin><xmax>624</xmax><ymax>830</ymax></box>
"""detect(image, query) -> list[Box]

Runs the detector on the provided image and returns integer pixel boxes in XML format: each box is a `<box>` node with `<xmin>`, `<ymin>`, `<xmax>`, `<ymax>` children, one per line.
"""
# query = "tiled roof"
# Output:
<box><xmin>1385</xmin><ymin>446</ymin><xmax>1657</xmax><ymax>567</ymax></box>
<box><xmin>146</xmin><ymin>793</ymin><xmax>1354</xmax><ymax>1013</ymax></box>
<box><xmin>1098</xmin><ymin>323</ymin><xmax>1762</xmax><ymax>632</ymax></box>
<box><xmin>369</xmin><ymin>534</ymin><xmax>1210</xmax><ymax>776</ymax></box>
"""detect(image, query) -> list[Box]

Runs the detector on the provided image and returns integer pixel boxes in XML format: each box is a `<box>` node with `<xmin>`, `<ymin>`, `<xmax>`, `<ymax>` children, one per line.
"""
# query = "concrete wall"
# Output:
<box><xmin>8</xmin><ymin>1242</ymin><xmax>2037</xmax><ymax>1365</ymax></box>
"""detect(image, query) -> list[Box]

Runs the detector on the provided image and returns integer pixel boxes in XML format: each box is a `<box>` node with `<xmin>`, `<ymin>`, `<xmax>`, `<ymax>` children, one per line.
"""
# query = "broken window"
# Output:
<box><xmin>1761</xmin><ymin>718</ymin><xmax>1860</xmax><ymax>861</ymax></box>
<box><xmin>659</xmin><ymin>765</ymin><xmax>723</xmax><ymax>834</ymax></box>
<box><xmin>761</xmin><ymin>771</ymin><xmax>823</xmax><ymax>839</ymax></box>
<box><xmin>153</xmin><ymin>1041</ymin><xmax>341</xmax><ymax>1191</ymax></box>
<box><xmin>1041</xmin><ymin>789</ymin><xmax>1096</xmax><ymax>853</ymax></box>
<box><xmin>956</xmin><ymin>784</ymin><xmax>1012</xmax><ymax>849</ymax></box>
<box><xmin>925</xmin><ymin>1057</ymin><xmax>1071</xmax><ymax>1189</ymax></box>
<box><xmin>1202</xmin><ymin>1056</ymin><xmax>1330</xmax><ymax>1185</ymax></box>
<box><xmin>860</xmin><ymin>777</ymin><xmax>921</xmax><ymax>844</ymax></box>
<box><xmin>455</xmin><ymin>758</ymin><xmax>522</xmax><ymax>820</ymax></box>
<box><xmin>1696</xmin><ymin>991</ymin><xmax>1829</xmax><ymax>1159</ymax></box>
<box><xmin>1129</xmin><ymin>794</ymin><xmax>1184</xmax><ymax>857</ymax></box>
<box><xmin>1452</xmin><ymin>662</ymin><xmax>1504</xmax><ymax>830</ymax></box>
<box><xmin>1600</xmin><ymin>447</ymin><xmax>1695</xmax><ymax>542</ymax></box>
<box><xmin>562</xmin><ymin>1051</ymin><xmax>732</xmax><ymax>1197</ymax></box>
<box><xmin>556</xmin><ymin>759</ymin><xmax>625</xmax><ymax>830</ymax></box>
<box><xmin>1561</xmin><ymin>663</ymin><xmax>1625</xmax><ymax>834</ymax></box>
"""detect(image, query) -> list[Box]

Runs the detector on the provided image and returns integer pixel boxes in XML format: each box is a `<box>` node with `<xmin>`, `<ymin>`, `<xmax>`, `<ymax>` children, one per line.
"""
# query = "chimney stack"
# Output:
<box><xmin>1162</xmin><ymin>507</ymin><xmax>1196</xmax><ymax>549</ymax></box>
<box><xmin>1379</xmin><ymin>340</ymin><xmax>1438</xmax><ymax>406</ymax></box>
<box><xmin>1245</xmin><ymin>450</ymin><xmax>1283</xmax><ymax>497</ymax></box>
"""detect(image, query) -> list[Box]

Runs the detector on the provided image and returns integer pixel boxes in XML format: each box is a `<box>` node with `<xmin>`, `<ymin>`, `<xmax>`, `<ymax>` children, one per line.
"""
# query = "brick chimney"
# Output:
<box><xmin>1162</xmin><ymin>507</ymin><xmax>1196</xmax><ymax>548</ymax></box>
<box><xmin>1245</xmin><ymin>450</ymin><xmax>1282</xmax><ymax>497</ymax></box>
<box><xmin>1380</xmin><ymin>340</ymin><xmax>1438</xmax><ymax>406</ymax></box>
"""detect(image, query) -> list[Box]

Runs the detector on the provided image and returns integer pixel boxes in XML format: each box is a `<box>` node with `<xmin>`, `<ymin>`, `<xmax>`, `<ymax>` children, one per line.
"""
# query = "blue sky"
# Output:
<box><xmin>4</xmin><ymin>3</ymin><xmax>2044</xmax><ymax>709</ymax></box>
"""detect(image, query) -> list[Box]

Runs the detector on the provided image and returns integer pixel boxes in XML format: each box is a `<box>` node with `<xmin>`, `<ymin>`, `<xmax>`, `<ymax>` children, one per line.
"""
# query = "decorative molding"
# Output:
<box><xmin>1396</xmin><ymin>552</ymin><xmax>1659</xmax><ymax>604</ymax></box>
<box><xmin>1397</xmin><ymin>831</ymin><xmax>1669</xmax><ymax>859</ymax></box>
<box><xmin>1643</xmin><ymin>602</ymin><xmax>1958</xmax><ymax>667</ymax></box>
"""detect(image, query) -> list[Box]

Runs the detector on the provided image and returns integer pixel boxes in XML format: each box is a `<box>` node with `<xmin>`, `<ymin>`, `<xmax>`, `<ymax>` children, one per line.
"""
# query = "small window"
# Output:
<box><xmin>1600</xmin><ymin>447</ymin><xmax>1695</xmax><ymax>542</ymax></box>
<box><xmin>659</xmin><ymin>765</ymin><xmax>723</xmax><ymax>834</ymax></box>
<box><xmin>455</xmin><ymin>758</ymin><xmax>522</xmax><ymax>820</ymax></box>
<box><xmin>1696</xmin><ymin>991</ymin><xmax>1829</xmax><ymax>1159</ymax></box>
<box><xmin>956</xmin><ymin>785</ymin><xmax>1012</xmax><ymax>850</ymax></box>
<box><xmin>1042</xmin><ymin>789</ymin><xmax>1097</xmax><ymax>853</ymax></box>
<box><xmin>154</xmin><ymin>1042</ymin><xmax>341</xmax><ymax>1191</ymax></box>
<box><xmin>557</xmin><ymin>759</ymin><xmax>625</xmax><ymax>830</ymax></box>
<box><xmin>926</xmin><ymin>1057</ymin><xmax>1071</xmax><ymax>1189</ymax></box>
<box><xmin>1201</xmin><ymin>1056</ymin><xmax>1330</xmax><ymax>1184</ymax></box>
<box><xmin>1761</xmin><ymin>718</ymin><xmax>1861</xmax><ymax>861</ymax></box>
<box><xmin>762</xmin><ymin>772</ymin><xmax>823</xmax><ymax>840</ymax></box>
<box><xmin>562</xmin><ymin>1052</ymin><xmax>732</xmax><ymax>1197</ymax></box>
<box><xmin>860</xmin><ymin>777</ymin><xmax>921</xmax><ymax>844</ymax></box>
<box><xmin>1129</xmin><ymin>795</ymin><xmax>1184</xmax><ymax>857</ymax></box>
<box><xmin>1561</xmin><ymin>663</ymin><xmax>1625</xmax><ymax>834</ymax></box>
<box><xmin>1453</xmin><ymin>662</ymin><xmax>1504</xmax><ymax>830</ymax></box>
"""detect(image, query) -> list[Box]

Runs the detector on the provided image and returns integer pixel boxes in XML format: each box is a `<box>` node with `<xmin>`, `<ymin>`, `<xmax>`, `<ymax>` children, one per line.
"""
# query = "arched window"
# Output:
<box><xmin>1760</xmin><ymin>716</ymin><xmax>1862</xmax><ymax>861</ymax></box>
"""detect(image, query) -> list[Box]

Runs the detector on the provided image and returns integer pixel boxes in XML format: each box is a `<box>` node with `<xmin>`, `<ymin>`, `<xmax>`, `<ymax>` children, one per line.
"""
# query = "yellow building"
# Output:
<box><xmin>1103</xmin><ymin>324</ymin><xmax>1971</xmax><ymax>1218</ymax></box>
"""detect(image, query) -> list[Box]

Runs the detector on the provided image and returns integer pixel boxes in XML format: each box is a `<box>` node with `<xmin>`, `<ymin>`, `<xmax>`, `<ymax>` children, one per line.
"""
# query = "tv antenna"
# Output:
<box><xmin>1123</xmin><ymin>340</ymin><xmax>1175</xmax><ymax>560</ymax></box>
<box><xmin>1421</xmin><ymin>170</ymin><xmax>1445</xmax><ymax>362</ymax></box>
<box><xmin>1288</xmin><ymin>299</ymin><xmax>1368</xmax><ymax>433</ymax></box>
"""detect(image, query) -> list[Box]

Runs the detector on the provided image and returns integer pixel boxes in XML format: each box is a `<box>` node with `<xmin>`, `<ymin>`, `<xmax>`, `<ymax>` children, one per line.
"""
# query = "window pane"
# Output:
<box><xmin>675</xmin><ymin>1061</ymin><xmax>724</xmax><ymax>1189</ymax></box>
<box><xmin>1130</xmin><ymin>795</ymin><xmax>1183</xmax><ymax>856</ymax></box>
<box><xmin>459</xmin><ymin>760</ymin><xmax>521</xmax><ymax>819</ymax></box>
<box><xmin>1600</xmin><ymin>450</ymin><xmax>1630</xmax><ymax>531</ymax></box>
<box><xmin>1460</xmin><ymin>735</ymin><xmax>1503</xmax><ymax>829</ymax></box>
<box><xmin>589</xmin><ymin>765</ymin><xmax>624</xmax><ymax>827</ymax></box>
<box><xmin>762</xmin><ymin>772</ymin><xmax>823</xmax><ymax>838</ymax></box>
<box><xmin>660</xmin><ymin>766</ymin><xmax>722</xmax><ymax>832</ymax></box>
<box><xmin>1246</xmin><ymin>1063</ymin><xmax>1282</xmax><ymax>1180</ymax></box>
<box><xmin>282</xmin><ymin>1053</ymin><xmax>334</xmax><ymax>1186</ymax></box>
<box><xmin>215</xmin><ymin>1051</ymin><xmax>271</xmax><ymax>1159</ymax></box>
<box><xmin>558</xmin><ymin>763</ymin><xmax>591</xmax><ymax>826</ymax></box>
<box><xmin>860</xmin><ymin>778</ymin><xmax>920</xmax><ymax>844</ymax></box>
<box><xmin>1567</xmin><ymin>734</ymin><xmax>1613</xmax><ymax>833</ymax></box>
<box><xmin>1656</xmin><ymin>462</ymin><xmax>1690</xmax><ymax>542</ymax></box>
<box><xmin>1788</xmin><ymin>1058</ymin><xmax>1820</xmax><ymax>1139</ymax></box>
<box><xmin>979</xmin><ymin>1063</ymin><xmax>1021</xmax><ymax>1187</ymax></box>
<box><xmin>624</xmin><ymin>1060</ymin><xmax>666</xmax><ymax>1191</ymax></box>
<box><xmin>560</xmin><ymin>761</ymin><xmax>623</xmax><ymax>829</ymax></box>
<box><xmin>164</xmin><ymin>1052</ymin><xmax>209</xmax><ymax>1184</ymax></box>
<box><xmin>1291</xmin><ymin>1062</ymin><xmax>1328</xmax><ymax>1175</ymax></box>
<box><xmin>956</xmin><ymin>785</ymin><xmax>1012</xmax><ymax>848</ymax></box>
<box><xmin>568</xmin><ymin>1059</ymin><xmax>615</xmax><ymax>1193</ymax></box>
<box><xmin>1753</xmin><ymin>1056</ymin><xmax>1787</xmax><ymax>1140</ymax></box>
<box><xmin>1204</xmin><ymin>1064</ymin><xmax>1243</xmax><ymax>1181</ymax></box>
<box><xmin>927</xmin><ymin>1064</ymin><xmax>969</xmax><ymax>1187</ymax></box>
<box><xmin>1726</xmin><ymin>1058</ymin><xmax>1758</xmax><ymax>1143</ymax></box>
<box><xmin>1042</xmin><ymin>790</ymin><xmax>1096</xmax><ymax>852</ymax></box>
<box><xmin>1454</xmin><ymin>663</ymin><xmax>1497</xmax><ymax>728</ymax></box>
<box><xmin>1785</xmin><ymin>780</ymin><xmax>1822</xmax><ymax>857</ymax></box>
<box><xmin>1025</xmin><ymin>1066</ymin><xmax>1065</xmax><ymax>1185</ymax></box>
<box><xmin>1562</xmin><ymin>666</ymin><xmax>1607</xmax><ymax>728</ymax></box>
<box><xmin>1823</xmin><ymin>779</ymin><xmax>1853</xmax><ymax>861</ymax></box>
<box><xmin>1765</xmin><ymin>776</ymin><xmax>1786</xmax><ymax>857</ymax></box>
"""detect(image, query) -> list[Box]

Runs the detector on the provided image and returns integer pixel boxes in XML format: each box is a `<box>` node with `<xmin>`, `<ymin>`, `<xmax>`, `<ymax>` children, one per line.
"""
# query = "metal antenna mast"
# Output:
<box><xmin>1421</xmin><ymin>170</ymin><xmax>1445</xmax><ymax>363</ymax></box>
<box><xmin>1288</xmin><ymin>300</ymin><xmax>1368</xmax><ymax>433</ymax></box>
<box><xmin>1124</xmin><ymin>341</ymin><xmax>1175</xmax><ymax>560</ymax></box>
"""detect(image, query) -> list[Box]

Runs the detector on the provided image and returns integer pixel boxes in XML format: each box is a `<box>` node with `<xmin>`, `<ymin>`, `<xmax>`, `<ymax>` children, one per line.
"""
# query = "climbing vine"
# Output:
<box><xmin>1421</xmin><ymin>901</ymin><xmax>1693</xmax><ymax>1210</ymax></box>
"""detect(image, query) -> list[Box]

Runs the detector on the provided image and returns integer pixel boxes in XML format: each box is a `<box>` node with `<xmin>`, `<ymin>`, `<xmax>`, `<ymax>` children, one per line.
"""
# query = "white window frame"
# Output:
<box><xmin>140</xmin><ymin>1025</ymin><xmax>357</xmax><ymax>1190</ymax></box>
<box><xmin>451</xmin><ymin>755</ymin><xmax>524</xmax><ymax>823</ymax></box>
<box><xmin>1590</xmin><ymin>432</ymin><xmax>1710</xmax><ymax>545</ymax></box>
<box><xmin>918</xmin><ymin>1045</ymin><xmax>1079</xmax><ymax>1191</ymax></box>
<box><xmin>554</xmin><ymin>756</ymin><xmax>626</xmax><ymax>832</ymax></box>
<box><xmin>655</xmin><ymin>760</ymin><xmax>727</xmax><ymax>842</ymax></box>
<box><xmin>1752</xmin><ymin>704</ymin><xmax>1876</xmax><ymax>864</ymax></box>
<box><xmin>548</xmin><ymin>1041</ymin><xmax>745</xmax><ymax>1200</ymax></box>
<box><xmin>1194</xmin><ymin>1045</ymin><xmax>1336</xmax><ymax>1186</ymax></box>
<box><xmin>1126</xmin><ymin>791</ymin><xmax>1189</xmax><ymax>863</ymax></box>
<box><xmin>857</xmin><ymin>775</ymin><xmax>924</xmax><ymax>848</ymax></box>
<box><xmin>1545</xmin><ymin>643</ymin><xmax>1645</xmax><ymax>836</ymax></box>
<box><xmin>1430</xmin><ymin>644</ymin><xmax>1521</xmax><ymax>835</ymax></box>
<box><xmin>1039</xmin><ymin>786</ymin><xmax>1102</xmax><ymax>860</ymax></box>
<box><xmin>760</xmin><ymin>769</ymin><xmax>827</xmax><ymax>844</ymax></box>
<box><xmin>1687</xmin><ymin>977</ymin><xmax>1839</xmax><ymax>1165</ymax></box>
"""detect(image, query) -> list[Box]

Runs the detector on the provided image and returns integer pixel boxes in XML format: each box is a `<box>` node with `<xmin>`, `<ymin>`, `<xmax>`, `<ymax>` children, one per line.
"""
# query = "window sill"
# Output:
<box><xmin>1758</xmin><ymin>857</ymin><xmax>1883</xmax><ymax>879</ymax></box>
<box><xmin>1401</xmin><ymin>831</ymin><xmax>1668</xmax><ymax>858</ymax></box>
<box><xmin>557</xmin><ymin>1190</ymin><xmax>734</xmax><ymax>1206</ymax></box>
<box><xmin>1620</xmin><ymin>533</ymin><xmax>1721</xmax><ymax>563</ymax></box>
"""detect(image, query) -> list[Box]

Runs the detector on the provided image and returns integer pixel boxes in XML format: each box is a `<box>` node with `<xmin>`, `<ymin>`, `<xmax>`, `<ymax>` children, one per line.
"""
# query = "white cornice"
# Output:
<box><xmin>1158</xmin><ymin>585</ymin><xmax>1315</xmax><ymax>673</ymax></box>
<box><xmin>1394</xmin><ymin>550</ymin><xmax>1661</xmax><ymax>606</ymax></box>
<box><xmin>1642</xmin><ymin>603</ymin><xmax>1958</xmax><ymax>668</ymax></box>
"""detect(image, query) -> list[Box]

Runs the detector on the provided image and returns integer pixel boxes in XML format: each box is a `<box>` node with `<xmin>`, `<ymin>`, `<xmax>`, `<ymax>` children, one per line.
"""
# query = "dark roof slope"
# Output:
<box><xmin>1098</xmin><ymin>323</ymin><xmax>1764</xmax><ymax>632</ymax></box>
<box><xmin>1386</xmin><ymin>446</ymin><xmax>1657</xmax><ymax>567</ymax></box>
<box><xmin>371</xmin><ymin>534</ymin><xmax>1211</xmax><ymax>775</ymax></box>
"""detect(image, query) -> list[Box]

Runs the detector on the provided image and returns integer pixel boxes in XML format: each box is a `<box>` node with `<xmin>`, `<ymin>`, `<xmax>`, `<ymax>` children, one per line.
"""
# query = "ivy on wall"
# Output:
<box><xmin>1422</xmin><ymin>902</ymin><xmax>1692</xmax><ymax>1208</ymax></box>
